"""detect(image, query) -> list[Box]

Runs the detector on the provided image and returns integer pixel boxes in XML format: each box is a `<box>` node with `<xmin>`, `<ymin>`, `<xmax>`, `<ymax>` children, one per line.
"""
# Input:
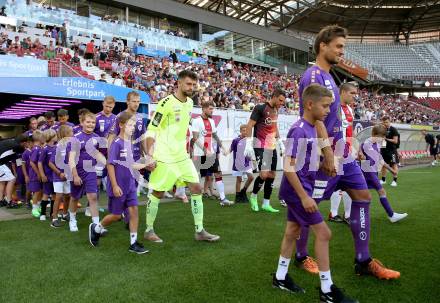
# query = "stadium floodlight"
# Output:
<box><xmin>23</xmin><ymin>100</ymin><xmax>72</xmax><ymax>106</ymax></box>
<box><xmin>30</xmin><ymin>97</ymin><xmax>83</xmax><ymax>103</ymax></box>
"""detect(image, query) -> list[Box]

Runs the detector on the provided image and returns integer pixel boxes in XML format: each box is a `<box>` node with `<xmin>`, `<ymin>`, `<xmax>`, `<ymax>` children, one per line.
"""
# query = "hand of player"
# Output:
<box><xmin>277</xmin><ymin>139</ymin><xmax>285</xmax><ymax>157</ymax></box>
<box><xmin>301</xmin><ymin>196</ymin><xmax>319</xmax><ymax>213</ymax></box>
<box><xmin>205</xmin><ymin>149</ymin><xmax>214</xmax><ymax>157</ymax></box>
<box><xmin>41</xmin><ymin>175</ymin><xmax>48</xmax><ymax>183</ymax></box>
<box><xmin>321</xmin><ymin>150</ymin><xmax>337</xmax><ymax>177</ymax></box>
<box><xmin>145</xmin><ymin>155</ymin><xmax>157</xmax><ymax>172</ymax></box>
<box><xmin>73</xmin><ymin>175</ymin><xmax>82</xmax><ymax>186</ymax></box>
<box><xmin>113</xmin><ymin>185</ymin><xmax>123</xmax><ymax>197</ymax></box>
<box><xmin>221</xmin><ymin>147</ymin><xmax>229</xmax><ymax>156</ymax></box>
<box><xmin>59</xmin><ymin>173</ymin><xmax>66</xmax><ymax>181</ymax></box>
<box><xmin>244</xmin><ymin>138</ymin><xmax>255</xmax><ymax>159</ymax></box>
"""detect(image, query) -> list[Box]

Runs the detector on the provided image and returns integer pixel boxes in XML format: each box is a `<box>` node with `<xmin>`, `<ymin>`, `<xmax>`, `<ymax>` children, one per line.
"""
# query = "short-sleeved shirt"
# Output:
<box><xmin>230</xmin><ymin>136</ymin><xmax>251</xmax><ymax>172</ymax></box>
<box><xmin>107</xmin><ymin>137</ymin><xmax>137</xmax><ymax>197</ymax></box>
<box><xmin>360</xmin><ymin>139</ymin><xmax>381</xmax><ymax>172</ymax></box>
<box><xmin>147</xmin><ymin>94</ymin><xmax>193</xmax><ymax>163</ymax></box>
<box><xmin>70</xmin><ymin>131</ymin><xmax>100</xmax><ymax>174</ymax></box>
<box><xmin>279</xmin><ymin>118</ymin><xmax>319</xmax><ymax>201</ymax></box>
<box><xmin>250</xmin><ymin>102</ymin><xmax>278</xmax><ymax>150</ymax></box>
<box><xmin>72</xmin><ymin>124</ymin><xmax>82</xmax><ymax>134</ymax></box>
<box><xmin>109</xmin><ymin>111</ymin><xmax>145</xmax><ymax>161</ymax></box>
<box><xmin>51</xmin><ymin>122</ymin><xmax>74</xmax><ymax>132</ymax></box>
<box><xmin>38</xmin><ymin>144</ymin><xmax>56</xmax><ymax>182</ymax></box>
<box><xmin>425</xmin><ymin>134</ymin><xmax>435</xmax><ymax>147</ymax></box>
<box><xmin>23</xmin><ymin>129</ymin><xmax>35</xmax><ymax>137</ymax></box>
<box><xmin>95</xmin><ymin>112</ymin><xmax>117</xmax><ymax>138</ymax></box>
<box><xmin>22</xmin><ymin>148</ymin><xmax>31</xmax><ymax>176</ymax></box>
<box><xmin>29</xmin><ymin>145</ymin><xmax>42</xmax><ymax>181</ymax></box>
<box><xmin>192</xmin><ymin>116</ymin><xmax>217</xmax><ymax>156</ymax></box>
<box><xmin>39</xmin><ymin>123</ymin><xmax>54</xmax><ymax>131</ymax></box>
<box><xmin>50</xmin><ymin>141</ymin><xmax>70</xmax><ymax>182</ymax></box>
<box><xmin>299</xmin><ymin>65</ymin><xmax>342</xmax><ymax>143</ymax></box>
<box><xmin>383</xmin><ymin>126</ymin><xmax>399</xmax><ymax>152</ymax></box>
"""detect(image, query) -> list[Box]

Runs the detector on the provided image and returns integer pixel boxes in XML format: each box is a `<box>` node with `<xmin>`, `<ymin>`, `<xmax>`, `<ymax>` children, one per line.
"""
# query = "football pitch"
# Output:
<box><xmin>0</xmin><ymin>166</ymin><xmax>439</xmax><ymax>302</ymax></box>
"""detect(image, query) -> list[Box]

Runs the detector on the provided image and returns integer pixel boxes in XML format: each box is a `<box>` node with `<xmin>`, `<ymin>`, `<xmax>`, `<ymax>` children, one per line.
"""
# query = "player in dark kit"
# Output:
<box><xmin>380</xmin><ymin>116</ymin><xmax>400</xmax><ymax>186</ymax></box>
<box><xmin>422</xmin><ymin>130</ymin><xmax>438</xmax><ymax>166</ymax></box>
<box><xmin>291</xmin><ymin>25</ymin><xmax>400</xmax><ymax>280</ymax></box>
<box><xmin>244</xmin><ymin>88</ymin><xmax>286</xmax><ymax>213</ymax></box>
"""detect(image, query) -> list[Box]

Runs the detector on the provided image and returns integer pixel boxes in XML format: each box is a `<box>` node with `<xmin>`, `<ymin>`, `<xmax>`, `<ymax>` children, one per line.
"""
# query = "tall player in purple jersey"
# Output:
<box><xmin>51</xmin><ymin>109</ymin><xmax>75</xmax><ymax>132</ymax></box>
<box><xmin>294</xmin><ymin>25</ymin><xmax>400</xmax><ymax>280</ymax></box>
<box><xmin>273</xmin><ymin>84</ymin><xmax>358</xmax><ymax>303</ymax></box>
<box><xmin>359</xmin><ymin>125</ymin><xmax>407</xmax><ymax>223</ymax></box>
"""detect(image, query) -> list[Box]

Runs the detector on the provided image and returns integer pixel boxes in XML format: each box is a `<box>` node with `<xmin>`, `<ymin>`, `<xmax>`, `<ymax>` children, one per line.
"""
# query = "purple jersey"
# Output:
<box><xmin>22</xmin><ymin>149</ymin><xmax>31</xmax><ymax>177</ymax></box>
<box><xmin>279</xmin><ymin>118</ymin><xmax>319</xmax><ymax>201</ymax></box>
<box><xmin>71</xmin><ymin>131</ymin><xmax>101</xmax><ymax>174</ymax></box>
<box><xmin>23</xmin><ymin>129</ymin><xmax>34</xmax><ymax>137</ymax></box>
<box><xmin>95</xmin><ymin>112</ymin><xmax>117</xmax><ymax>138</ymax></box>
<box><xmin>50</xmin><ymin>141</ymin><xmax>70</xmax><ymax>182</ymax></box>
<box><xmin>29</xmin><ymin>145</ymin><xmax>42</xmax><ymax>181</ymax></box>
<box><xmin>51</xmin><ymin>122</ymin><xmax>74</xmax><ymax>132</ymax></box>
<box><xmin>230</xmin><ymin>136</ymin><xmax>251</xmax><ymax>171</ymax></box>
<box><xmin>109</xmin><ymin>111</ymin><xmax>145</xmax><ymax>160</ymax></box>
<box><xmin>106</xmin><ymin>137</ymin><xmax>137</xmax><ymax>197</ymax></box>
<box><xmin>39</xmin><ymin>123</ymin><xmax>55</xmax><ymax>131</ymax></box>
<box><xmin>360</xmin><ymin>139</ymin><xmax>382</xmax><ymax>172</ymax></box>
<box><xmin>72</xmin><ymin>124</ymin><xmax>82</xmax><ymax>134</ymax></box>
<box><xmin>299</xmin><ymin>65</ymin><xmax>342</xmax><ymax>142</ymax></box>
<box><xmin>38</xmin><ymin>144</ymin><xmax>56</xmax><ymax>182</ymax></box>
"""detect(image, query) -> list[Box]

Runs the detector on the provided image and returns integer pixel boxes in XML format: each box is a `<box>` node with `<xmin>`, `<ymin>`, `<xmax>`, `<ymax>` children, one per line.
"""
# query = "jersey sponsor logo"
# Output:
<box><xmin>152</xmin><ymin>112</ymin><xmax>163</xmax><ymax>127</ymax></box>
<box><xmin>312</xmin><ymin>188</ymin><xmax>325</xmax><ymax>199</ymax></box>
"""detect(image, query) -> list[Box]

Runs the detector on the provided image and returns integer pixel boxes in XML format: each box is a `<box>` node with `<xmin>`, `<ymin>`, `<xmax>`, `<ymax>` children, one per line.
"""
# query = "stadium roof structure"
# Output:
<box><xmin>176</xmin><ymin>0</ymin><xmax>440</xmax><ymax>39</ymax></box>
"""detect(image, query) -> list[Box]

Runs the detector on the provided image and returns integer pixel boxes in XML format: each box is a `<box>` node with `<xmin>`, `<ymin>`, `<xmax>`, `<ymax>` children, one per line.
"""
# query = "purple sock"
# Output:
<box><xmin>295</xmin><ymin>226</ymin><xmax>310</xmax><ymax>260</ymax></box>
<box><xmin>350</xmin><ymin>201</ymin><xmax>371</xmax><ymax>262</ymax></box>
<box><xmin>379</xmin><ymin>196</ymin><xmax>394</xmax><ymax>217</ymax></box>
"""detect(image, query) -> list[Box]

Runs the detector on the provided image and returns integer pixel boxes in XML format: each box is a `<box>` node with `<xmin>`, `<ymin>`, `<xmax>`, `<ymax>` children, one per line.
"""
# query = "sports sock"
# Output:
<box><xmin>146</xmin><ymin>194</ymin><xmax>160</xmax><ymax>232</ymax></box>
<box><xmin>215</xmin><ymin>177</ymin><xmax>226</xmax><ymax>200</ymax></box>
<box><xmin>350</xmin><ymin>201</ymin><xmax>371</xmax><ymax>262</ymax></box>
<box><xmin>393</xmin><ymin>176</ymin><xmax>397</xmax><ymax>182</ymax></box>
<box><xmin>262</xmin><ymin>199</ymin><xmax>270</xmax><ymax>207</ymax></box>
<box><xmin>130</xmin><ymin>232</ymin><xmax>137</xmax><ymax>245</ymax></box>
<box><xmin>92</xmin><ymin>216</ymin><xmax>100</xmax><ymax>224</ymax></box>
<box><xmin>263</xmin><ymin>177</ymin><xmax>274</xmax><ymax>200</ymax></box>
<box><xmin>379</xmin><ymin>196</ymin><xmax>394</xmax><ymax>217</ymax></box>
<box><xmin>252</xmin><ymin>176</ymin><xmax>264</xmax><ymax>195</ymax></box>
<box><xmin>275</xmin><ymin>256</ymin><xmax>290</xmax><ymax>280</ymax></box>
<box><xmin>381</xmin><ymin>176</ymin><xmax>386</xmax><ymax>182</ymax></box>
<box><xmin>49</xmin><ymin>200</ymin><xmax>54</xmax><ymax>218</ymax></box>
<box><xmin>295</xmin><ymin>226</ymin><xmax>309</xmax><ymax>260</ymax></box>
<box><xmin>330</xmin><ymin>191</ymin><xmax>341</xmax><ymax>217</ymax></box>
<box><xmin>32</xmin><ymin>203</ymin><xmax>39</xmax><ymax>210</ymax></box>
<box><xmin>40</xmin><ymin>200</ymin><xmax>49</xmax><ymax>216</ymax></box>
<box><xmin>319</xmin><ymin>270</ymin><xmax>333</xmax><ymax>293</ymax></box>
<box><xmin>342</xmin><ymin>191</ymin><xmax>352</xmax><ymax>219</ymax></box>
<box><xmin>191</xmin><ymin>194</ymin><xmax>204</xmax><ymax>233</ymax></box>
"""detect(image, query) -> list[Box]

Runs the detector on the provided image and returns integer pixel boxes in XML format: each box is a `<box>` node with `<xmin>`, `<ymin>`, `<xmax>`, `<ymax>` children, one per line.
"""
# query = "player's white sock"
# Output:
<box><xmin>94</xmin><ymin>223</ymin><xmax>103</xmax><ymax>233</ymax></box>
<box><xmin>319</xmin><ymin>270</ymin><xmax>333</xmax><ymax>293</ymax></box>
<box><xmin>32</xmin><ymin>204</ymin><xmax>38</xmax><ymax>210</ymax></box>
<box><xmin>215</xmin><ymin>180</ymin><xmax>226</xmax><ymax>200</ymax></box>
<box><xmin>330</xmin><ymin>191</ymin><xmax>341</xmax><ymax>217</ymax></box>
<box><xmin>276</xmin><ymin>256</ymin><xmax>290</xmax><ymax>280</ymax></box>
<box><xmin>69</xmin><ymin>211</ymin><xmax>76</xmax><ymax>221</ymax></box>
<box><xmin>251</xmin><ymin>193</ymin><xmax>257</xmax><ymax>199</ymax></box>
<box><xmin>130</xmin><ymin>232</ymin><xmax>137</xmax><ymax>245</ymax></box>
<box><xmin>342</xmin><ymin>191</ymin><xmax>352</xmax><ymax>219</ymax></box>
<box><xmin>92</xmin><ymin>216</ymin><xmax>100</xmax><ymax>224</ymax></box>
<box><xmin>262</xmin><ymin>199</ymin><xmax>270</xmax><ymax>207</ymax></box>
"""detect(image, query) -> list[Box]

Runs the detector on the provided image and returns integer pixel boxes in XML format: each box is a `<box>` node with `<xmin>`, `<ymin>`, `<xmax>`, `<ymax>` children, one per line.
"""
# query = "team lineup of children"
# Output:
<box><xmin>8</xmin><ymin>25</ymin><xmax>409</xmax><ymax>302</ymax></box>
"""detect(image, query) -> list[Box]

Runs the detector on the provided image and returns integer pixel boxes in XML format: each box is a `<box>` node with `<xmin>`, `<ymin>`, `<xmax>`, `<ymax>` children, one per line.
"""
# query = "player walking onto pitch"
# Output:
<box><xmin>144</xmin><ymin>70</ymin><xmax>220</xmax><ymax>243</ymax></box>
<box><xmin>244</xmin><ymin>88</ymin><xmax>286</xmax><ymax>213</ymax></box>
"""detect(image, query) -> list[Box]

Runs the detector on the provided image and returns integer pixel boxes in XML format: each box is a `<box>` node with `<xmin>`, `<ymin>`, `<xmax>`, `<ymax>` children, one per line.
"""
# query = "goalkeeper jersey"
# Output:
<box><xmin>148</xmin><ymin>94</ymin><xmax>193</xmax><ymax>163</ymax></box>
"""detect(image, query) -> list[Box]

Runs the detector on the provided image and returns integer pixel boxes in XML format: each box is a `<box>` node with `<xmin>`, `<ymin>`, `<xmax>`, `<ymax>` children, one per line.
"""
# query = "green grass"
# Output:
<box><xmin>1</xmin><ymin>166</ymin><xmax>439</xmax><ymax>302</ymax></box>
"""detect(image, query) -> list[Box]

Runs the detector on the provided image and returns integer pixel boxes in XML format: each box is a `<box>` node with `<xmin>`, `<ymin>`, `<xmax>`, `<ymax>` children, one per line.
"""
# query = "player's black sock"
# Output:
<box><xmin>40</xmin><ymin>200</ymin><xmax>49</xmax><ymax>217</ymax></box>
<box><xmin>381</xmin><ymin>176</ymin><xmax>386</xmax><ymax>182</ymax></box>
<box><xmin>252</xmin><ymin>176</ymin><xmax>265</xmax><ymax>194</ymax></box>
<box><xmin>264</xmin><ymin>178</ymin><xmax>275</xmax><ymax>200</ymax></box>
<box><xmin>393</xmin><ymin>177</ymin><xmax>397</xmax><ymax>182</ymax></box>
<box><xmin>49</xmin><ymin>200</ymin><xmax>54</xmax><ymax>218</ymax></box>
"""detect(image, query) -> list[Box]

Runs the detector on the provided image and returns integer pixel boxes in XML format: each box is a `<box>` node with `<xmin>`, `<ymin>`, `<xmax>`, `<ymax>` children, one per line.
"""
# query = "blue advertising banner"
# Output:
<box><xmin>0</xmin><ymin>55</ymin><xmax>48</xmax><ymax>77</ymax></box>
<box><xmin>133</xmin><ymin>47</ymin><xmax>207</xmax><ymax>65</ymax></box>
<box><xmin>0</xmin><ymin>77</ymin><xmax>150</xmax><ymax>104</ymax></box>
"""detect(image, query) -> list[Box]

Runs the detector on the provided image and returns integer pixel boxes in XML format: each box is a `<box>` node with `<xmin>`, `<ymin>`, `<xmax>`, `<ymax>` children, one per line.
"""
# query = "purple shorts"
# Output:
<box><xmin>316</xmin><ymin>160</ymin><xmax>368</xmax><ymax>202</ymax></box>
<box><xmin>108</xmin><ymin>191</ymin><xmax>138</xmax><ymax>215</ymax></box>
<box><xmin>28</xmin><ymin>181</ymin><xmax>42</xmax><ymax>193</ymax></box>
<box><xmin>16</xmin><ymin>168</ymin><xmax>25</xmax><ymax>185</ymax></box>
<box><xmin>286</xmin><ymin>199</ymin><xmax>324</xmax><ymax>226</ymax></box>
<box><xmin>42</xmin><ymin>181</ymin><xmax>54</xmax><ymax>195</ymax></box>
<box><xmin>70</xmin><ymin>172</ymin><xmax>97</xmax><ymax>200</ymax></box>
<box><xmin>363</xmin><ymin>172</ymin><xmax>382</xmax><ymax>191</ymax></box>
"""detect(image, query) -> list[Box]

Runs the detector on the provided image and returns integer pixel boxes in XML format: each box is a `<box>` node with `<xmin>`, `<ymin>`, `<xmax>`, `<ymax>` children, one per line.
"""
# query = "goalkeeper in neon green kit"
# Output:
<box><xmin>144</xmin><ymin>70</ymin><xmax>220</xmax><ymax>243</ymax></box>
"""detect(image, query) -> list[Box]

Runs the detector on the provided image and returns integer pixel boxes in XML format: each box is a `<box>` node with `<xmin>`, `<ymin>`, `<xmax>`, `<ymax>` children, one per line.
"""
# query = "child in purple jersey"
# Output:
<box><xmin>68</xmin><ymin>112</ymin><xmax>106</xmax><ymax>233</ymax></box>
<box><xmin>37</xmin><ymin>129</ymin><xmax>57</xmax><ymax>221</ymax></box>
<box><xmin>359</xmin><ymin>125</ymin><xmax>408</xmax><ymax>223</ymax></box>
<box><xmin>230</xmin><ymin>124</ymin><xmax>254</xmax><ymax>203</ymax></box>
<box><xmin>21</xmin><ymin>139</ymin><xmax>33</xmax><ymax>207</ymax></box>
<box><xmin>49</xmin><ymin>125</ymin><xmax>73</xmax><ymax>228</ymax></box>
<box><xmin>28</xmin><ymin>130</ymin><xmax>45</xmax><ymax>218</ymax></box>
<box><xmin>73</xmin><ymin>108</ymin><xmax>90</xmax><ymax>134</ymax></box>
<box><xmin>89</xmin><ymin>112</ymin><xmax>148</xmax><ymax>254</ymax></box>
<box><xmin>273</xmin><ymin>84</ymin><xmax>358</xmax><ymax>303</ymax></box>
<box><xmin>51</xmin><ymin>109</ymin><xmax>75</xmax><ymax>132</ymax></box>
